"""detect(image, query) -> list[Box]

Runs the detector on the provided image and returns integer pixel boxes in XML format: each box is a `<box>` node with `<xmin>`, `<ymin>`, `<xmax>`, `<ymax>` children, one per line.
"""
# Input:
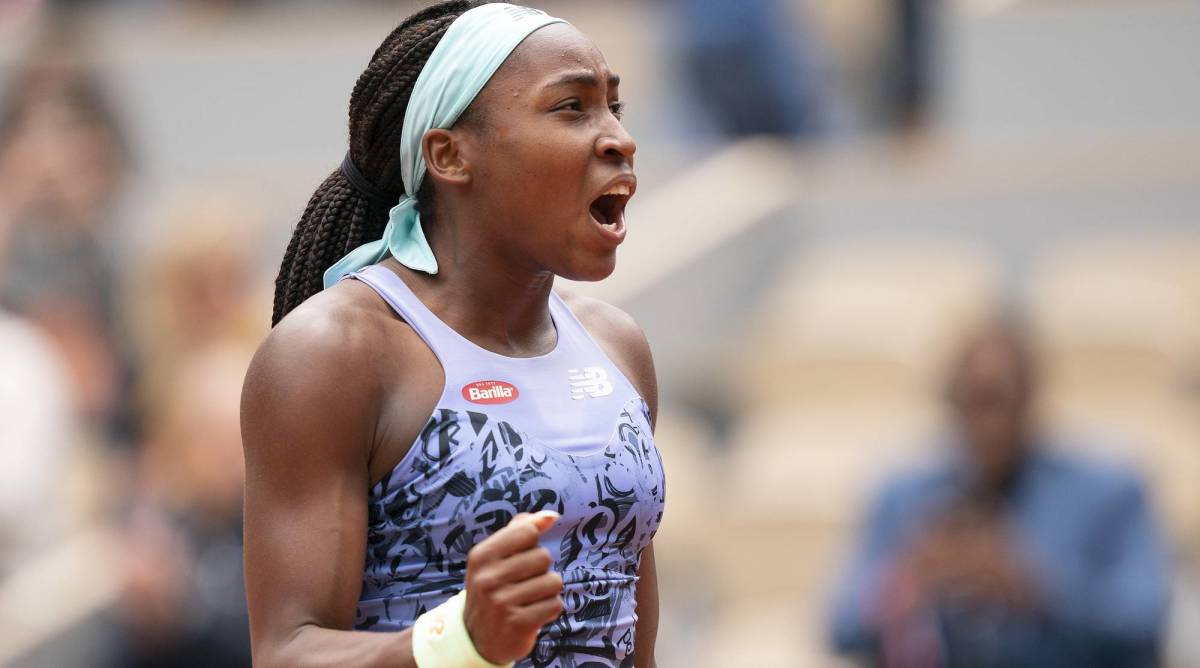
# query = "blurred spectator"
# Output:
<box><xmin>87</xmin><ymin>191</ymin><xmax>264</xmax><ymax>664</ymax></box>
<box><xmin>889</xmin><ymin>0</ymin><xmax>937</xmax><ymax>132</ymax></box>
<box><xmin>829</xmin><ymin>319</ymin><xmax>1169</xmax><ymax>667</ymax></box>
<box><xmin>128</xmin><ymin>193</ymin><xmax>269</xmax><ymax>411</ymax></box>
<box><xmin>0</xmin><ymin>308</ymin><xmax>77</xmax><ymax>577</ymax></box>
<box><xmin>673</xmin><ymin>0</ymin><xmax>826</xmax><ymax>138</ymax></box>
<box><xmin>103</xmin><ymin>341</ymin><xmax>253</xmax><ymax>668</ymax></box>
<box><xmin>0</xmin><ymin>30</ymin><xmax>138</xmax><ymax>447</ymax></box>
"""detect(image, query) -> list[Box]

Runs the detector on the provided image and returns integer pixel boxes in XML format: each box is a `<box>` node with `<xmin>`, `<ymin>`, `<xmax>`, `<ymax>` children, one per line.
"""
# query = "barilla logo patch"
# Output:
<box><xmin>462</xmin><ymin>380</ymin><xmax>519</xmax><ymax>405</ymax></box>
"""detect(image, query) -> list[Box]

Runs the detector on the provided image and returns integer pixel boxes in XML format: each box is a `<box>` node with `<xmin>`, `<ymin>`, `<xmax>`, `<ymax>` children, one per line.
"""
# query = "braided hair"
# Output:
<box><xmin>272</xmin><ymin>0</ymin><xmax>489</xmax><ymax>326</ymax></box>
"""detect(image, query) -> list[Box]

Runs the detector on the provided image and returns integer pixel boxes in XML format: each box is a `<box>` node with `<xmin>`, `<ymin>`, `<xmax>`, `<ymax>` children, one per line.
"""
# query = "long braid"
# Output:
<box><xmin>271</xmin><ymin>0</ymin><xmax>488</xmax><ymax>326</ymax></box>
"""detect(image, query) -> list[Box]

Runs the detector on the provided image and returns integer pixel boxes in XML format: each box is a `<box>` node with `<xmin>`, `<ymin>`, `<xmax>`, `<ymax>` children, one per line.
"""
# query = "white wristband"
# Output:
<box><xmin>411</xmin><ymin>591</ymin><xmax>513</xmax><ymax>668</ymax></box>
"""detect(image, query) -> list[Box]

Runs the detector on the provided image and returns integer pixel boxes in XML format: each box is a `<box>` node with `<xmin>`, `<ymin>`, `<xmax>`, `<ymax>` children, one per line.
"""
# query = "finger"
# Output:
<box><xmin>496</xmin><ymin>571</ymin><xmax>564</xmax><ymax>607</ymax></box>
<box><xmin>491</xmin><ymin>546</ymin><xmax>555</xmax><ymax>584</ymax></box>
<box><xmin>527</xmin><ymin>510</ymin><xmax>560</xmax><ymax>533</ymax></box>
<box><xmin>514</xmin><ymin>595</ymin><xmax>564</xmax><ymax>628</ymax></box>
<box><xmin>495</xmin><ymin>511</ymin><xmax>558</xmax><ymax>544</ymax></box>
<box><xmin>470</xmin><ymin>512</ymin><xmax>557</xmax><ymax>564</ymax></box>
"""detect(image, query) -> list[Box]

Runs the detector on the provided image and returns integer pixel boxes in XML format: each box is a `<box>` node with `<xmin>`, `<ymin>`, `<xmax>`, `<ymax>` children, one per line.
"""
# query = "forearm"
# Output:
<box><xmin>255</xmin><ymin>624</ymin><xmax>415</xmax><ymax>668</ymax></box>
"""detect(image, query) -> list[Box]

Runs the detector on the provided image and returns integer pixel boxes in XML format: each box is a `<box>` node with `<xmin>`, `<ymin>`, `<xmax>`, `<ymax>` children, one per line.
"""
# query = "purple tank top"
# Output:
<box><xmin>346</xmin><ymin>265</ymin><xmax>666</xmax><ymax>668</ymax></box>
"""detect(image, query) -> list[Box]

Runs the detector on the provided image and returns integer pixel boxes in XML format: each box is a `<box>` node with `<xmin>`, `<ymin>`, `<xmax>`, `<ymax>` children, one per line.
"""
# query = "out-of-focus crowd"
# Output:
<box><xmin>0</xmin><ymin>19</ymin><xmax>266</xmax><ymax>666</ymax></box>
<box><xmin>3</xmin><ymin>0</ymin><xmax>1199</xmax><ymax>667</ymax></box>
<box><xmin>0</xmin><ymin>0</ymin><xmax>872</xmax><ymax>663</ymax></box>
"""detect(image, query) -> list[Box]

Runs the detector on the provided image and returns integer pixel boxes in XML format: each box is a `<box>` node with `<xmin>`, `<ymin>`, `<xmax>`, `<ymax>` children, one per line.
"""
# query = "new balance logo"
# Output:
<box><xmin>568</xmin><ymin>366</ymin><xmax>613</xmax><ymax>400</ymax></box>
<box><xmin>499</xmin><ymin>5</ymin><xmax>544</xmax><ymax>21</ymax></box>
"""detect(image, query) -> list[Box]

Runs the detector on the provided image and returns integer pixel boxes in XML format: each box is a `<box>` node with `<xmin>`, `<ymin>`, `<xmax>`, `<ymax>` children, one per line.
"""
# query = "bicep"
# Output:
<box><xmin>1070</xmin><ymin>479</ymin><xmax>1169</xmax><ymax>642</ymax></box>
<box><xmin>634</xmin><ymin>543</ymin><xmax>659</xmax><ymax>668</ymax></box>
<box><xmin>241</xmin><ymin>332</ymin><xmax>379</xmax><ymax>657</ymax></box>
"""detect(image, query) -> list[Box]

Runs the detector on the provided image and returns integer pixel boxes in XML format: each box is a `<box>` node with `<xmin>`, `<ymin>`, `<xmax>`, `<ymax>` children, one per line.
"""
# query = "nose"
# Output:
<box><xmin>595</xmin><ymin>119</ymin><xmax>636</xmax><ymax>163</ymax></box>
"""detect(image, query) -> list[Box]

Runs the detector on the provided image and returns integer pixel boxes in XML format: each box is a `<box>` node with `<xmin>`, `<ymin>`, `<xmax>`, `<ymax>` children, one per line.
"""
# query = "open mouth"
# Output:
<box><xmin>589</xmin><ymin>183</ymin><xmax>632</xmax><ymax>233</ymax></box>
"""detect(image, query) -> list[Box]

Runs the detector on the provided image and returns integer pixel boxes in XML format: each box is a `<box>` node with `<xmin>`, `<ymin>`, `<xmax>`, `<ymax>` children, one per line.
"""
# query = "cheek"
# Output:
<box><xmin>527</xmin><ymin>134</ymin><xmax>587</xmax><ymax>185</ymax></box>
<box><xmin>498</xmin><ymin>140</ymin><xmax>589</xmax><ymax>217</ymax></box>
<box><xmin>495</xmin><ymin>120</ymin><xmax>588</xmax><ymax>177</ymax></box>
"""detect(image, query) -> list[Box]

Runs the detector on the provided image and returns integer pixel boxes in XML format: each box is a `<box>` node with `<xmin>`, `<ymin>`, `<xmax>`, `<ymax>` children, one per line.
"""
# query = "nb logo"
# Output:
<box><xmin>499</xmin><ymin>5</ymin><xmax>545</xmax><ymax>21</ymax></box>
<box><xmin>568</xmin><ymin>366</ymin><xmax>613</xmax><ymax>400</ymax></box>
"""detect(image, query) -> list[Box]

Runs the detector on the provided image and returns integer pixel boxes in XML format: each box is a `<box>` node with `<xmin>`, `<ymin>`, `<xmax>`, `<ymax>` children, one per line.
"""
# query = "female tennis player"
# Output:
<box><xmin>240</xmin><ymin>2</ymin><xmax>664</xmax><ymax>667</ymax></box>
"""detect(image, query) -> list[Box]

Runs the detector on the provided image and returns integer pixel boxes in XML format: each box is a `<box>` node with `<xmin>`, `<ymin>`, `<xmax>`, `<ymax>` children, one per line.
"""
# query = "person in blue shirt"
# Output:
<box><xmin>672</xmin><ymin>0</ymin><xmax>826</xmax><ymax>137</ymax></box>
<box><xmin>829</xmin><ymin>320</ymin><xmax>1169</xmax><ymax>667</ymax></box>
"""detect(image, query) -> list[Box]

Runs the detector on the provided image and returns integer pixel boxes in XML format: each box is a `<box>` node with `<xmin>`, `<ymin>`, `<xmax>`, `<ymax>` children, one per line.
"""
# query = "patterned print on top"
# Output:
<box><xmin>345</xmin><ymin>264</ymin><xmax>665</xmax><ymax>668</ymax></box>
<box><xmin>355</xmin><ymin>399</ymin><xmax>664</xmax><ymax>668</ymax></box>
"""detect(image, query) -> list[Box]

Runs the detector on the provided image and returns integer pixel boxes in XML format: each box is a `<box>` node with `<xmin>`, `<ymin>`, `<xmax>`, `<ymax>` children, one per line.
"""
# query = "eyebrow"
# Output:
<box><xmin>543</xmin><ymin>70</ymin><xmax>621</xmax><ymax>90</ymax></box>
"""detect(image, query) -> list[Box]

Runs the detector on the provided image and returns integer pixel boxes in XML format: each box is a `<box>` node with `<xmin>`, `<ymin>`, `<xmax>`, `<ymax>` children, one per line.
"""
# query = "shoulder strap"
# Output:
<box><xmin>345</xmin><ymin>264</ymin><xmax>463</xmax><ymax>365</ymax></box>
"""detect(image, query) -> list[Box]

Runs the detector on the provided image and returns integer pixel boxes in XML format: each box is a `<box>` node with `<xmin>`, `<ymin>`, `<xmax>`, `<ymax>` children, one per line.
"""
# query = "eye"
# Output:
<box><xmin>609</xmin><ymin>101</ymin><xmax>626</xmax><ymax>119</ymax></box>
<box><xmin>554</xmin><ymin>99</ymin><xmax>584</xmax><ymax>113</ymax></box>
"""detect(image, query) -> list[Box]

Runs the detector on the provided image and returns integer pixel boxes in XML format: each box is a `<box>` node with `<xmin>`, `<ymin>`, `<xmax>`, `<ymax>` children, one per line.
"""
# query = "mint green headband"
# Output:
<box><xmin>322</xmin><ymin>4</ymin><xmax>567</xmax><ymax>289</ymax></box>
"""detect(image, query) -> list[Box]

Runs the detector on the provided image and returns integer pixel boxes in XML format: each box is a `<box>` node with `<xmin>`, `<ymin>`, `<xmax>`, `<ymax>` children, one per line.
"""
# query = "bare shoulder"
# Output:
<box><xmin>557</xmin><ymin>290</ymin><xmax>647</xmax><ymax>346</ymax></box>
<box><xmin>242</xmin><ymin>280</ymin><xmax>436</xmax><ymax>453</ymax></box>
<box><xmin>245</xmin><ymin>282</ymin><xmax>395</xmax><ymax>402</ymax></box>
<box><xmin>557</xmin><ymin>289</ymin><xmax>658</xmax><ymax>425</ymax></box>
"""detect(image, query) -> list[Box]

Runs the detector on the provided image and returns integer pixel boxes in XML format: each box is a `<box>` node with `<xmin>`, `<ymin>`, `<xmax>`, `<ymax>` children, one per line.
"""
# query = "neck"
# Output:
<box><xmin>388</xmin><ymin>207</ymin><xmax>556</xmax><ymax>357</ymax></box>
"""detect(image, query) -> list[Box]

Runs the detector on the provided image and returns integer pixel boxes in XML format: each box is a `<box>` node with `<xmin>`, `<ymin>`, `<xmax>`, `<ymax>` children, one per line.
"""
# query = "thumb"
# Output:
<box><xmin>526</xmin><ymin>510</ymin><xmax>560</xmax><ymax>534</ymax></box>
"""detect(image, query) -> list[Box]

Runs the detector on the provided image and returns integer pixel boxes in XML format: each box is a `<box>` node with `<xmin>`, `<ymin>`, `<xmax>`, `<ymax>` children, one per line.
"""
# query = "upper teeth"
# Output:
<box><xmin>603</xmin><ymin>184</ymin><xmax>631</xmax><ymax>197</ymax></box>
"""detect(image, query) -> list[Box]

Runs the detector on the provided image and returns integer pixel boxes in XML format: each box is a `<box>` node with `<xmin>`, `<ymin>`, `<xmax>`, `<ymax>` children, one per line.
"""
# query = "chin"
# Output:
<box><xmin>557</xmin><ymin>252</ymin><xmax>617</xmax><ymax>282</ymax></box>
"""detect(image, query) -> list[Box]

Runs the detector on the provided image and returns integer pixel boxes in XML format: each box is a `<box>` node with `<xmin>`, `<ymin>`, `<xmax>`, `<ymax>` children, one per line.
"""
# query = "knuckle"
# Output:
<box><xmin>489</xmin><ymin>589</ymin><xmax>512</xmax><ymax>608</ymax></box>
<box><xmin>467</xmin><ymin>545</ymin><xmax>488</xmax><ymax>567</ymax></box>
<box><xmin>473</xmin><ymin>571</ymin><xmax>499</xmax><ymax>592</ymax></box>
<box><xmin>505</xmin><ymin>609</ymin><xmax>527</xmax><ymax>631</ymax></box>
<box><xmin>536</xmin><ymin>548</ymin><xmax>553</xmax><ymax>570</ymax></box>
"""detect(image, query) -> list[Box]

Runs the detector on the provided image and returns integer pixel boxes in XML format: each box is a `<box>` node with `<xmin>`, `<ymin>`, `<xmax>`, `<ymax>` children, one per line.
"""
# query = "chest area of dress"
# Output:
<box><xmin>367</xmin><ymin>398</ymin><xmax>666</xmax><ymax>562</ymax></box>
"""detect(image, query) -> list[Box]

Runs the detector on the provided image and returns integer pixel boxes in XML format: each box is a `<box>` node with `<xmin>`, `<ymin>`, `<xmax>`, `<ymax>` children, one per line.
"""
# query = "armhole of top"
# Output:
<box><xmin>345</xmin><ymin>268</ymin><xmax>452</xmax><ymax>406</ymax></box>
<box><xmin>550</xmin><ymin>291</ymin><xmax>646</xmax><ymax>404</ymax></box>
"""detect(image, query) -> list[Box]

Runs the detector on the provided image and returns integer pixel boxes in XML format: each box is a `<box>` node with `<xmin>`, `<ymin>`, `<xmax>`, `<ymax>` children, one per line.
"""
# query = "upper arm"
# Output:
<box><xmin>616</xmin><ymin>315</ymin><xmax>658</xmax><ymax>431</ymax></box>
<box><xmin>1096</xmin><ymin>476</ymin><xmax>1169</xmax><ymax>652</ymax></box>
<box><xmin>1057</xmin><ymin>473</ymin><xmax>1169</xmax><ymax>650</ymax></box>
<box><xmin>633</xmin><ymin>544</ymin><xmax>659</xmax><ymax>668</ymax></box>
<box><xmin>1103</xmin><ymin>475</ymin><xmax>1169</xmax><ymax>613</ymax></box>
<box><xmin>240</xmin><ymin>305</ymin><xmax>382</xmax><ymax>659</ymax></box>
<box><xmin>829</xmin><ymin>481</ymin><xmax>910</xmax><ymax>653</ymax></box>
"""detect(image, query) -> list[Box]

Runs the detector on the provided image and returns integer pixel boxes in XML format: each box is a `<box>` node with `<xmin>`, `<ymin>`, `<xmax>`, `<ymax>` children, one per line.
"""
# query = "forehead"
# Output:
<box><xmin>493</xmin><ymin>23</ymin><xmax>613</xmax><ymax>87</ymax></box>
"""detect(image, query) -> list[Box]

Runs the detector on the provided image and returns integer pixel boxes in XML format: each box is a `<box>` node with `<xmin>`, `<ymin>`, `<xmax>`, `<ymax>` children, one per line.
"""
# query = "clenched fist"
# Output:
<box><xmin>463</xmin><ymin>511</ymin><xmax>564</xmax><ymax>664</ymax></box>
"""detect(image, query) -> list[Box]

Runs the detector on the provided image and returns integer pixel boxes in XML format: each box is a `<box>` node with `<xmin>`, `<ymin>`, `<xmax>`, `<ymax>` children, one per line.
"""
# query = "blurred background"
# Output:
<box><xmin>0</xmin><ymin>0</ymin><xmax>1197</xmax><ymax>666</ymax></box>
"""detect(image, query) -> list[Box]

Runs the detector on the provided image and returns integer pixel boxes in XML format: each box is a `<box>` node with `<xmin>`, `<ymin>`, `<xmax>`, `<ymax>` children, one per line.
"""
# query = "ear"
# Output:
<box><xmin>421</xmin><ymin>128</ymin><xmax>472</xmax><ymax>187</ymax></box>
